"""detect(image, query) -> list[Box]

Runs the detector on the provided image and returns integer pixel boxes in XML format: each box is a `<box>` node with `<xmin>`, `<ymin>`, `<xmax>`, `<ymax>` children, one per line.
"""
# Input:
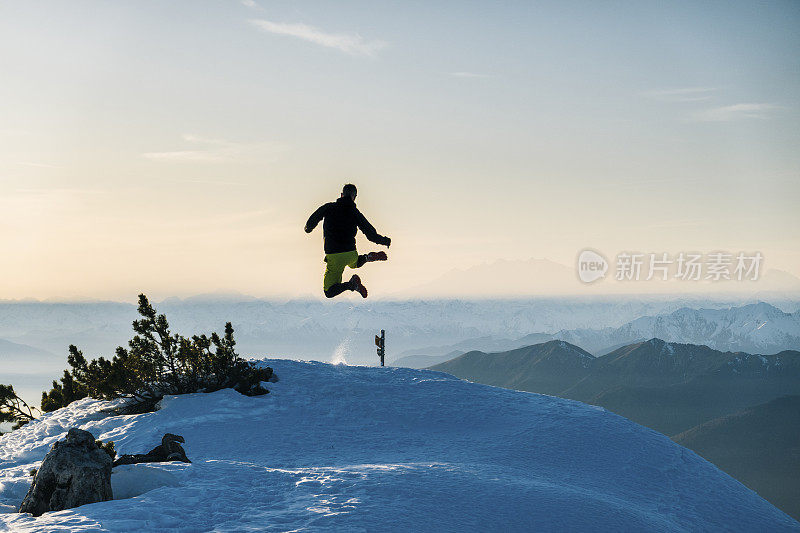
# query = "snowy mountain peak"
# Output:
<box><xmin>537</xmin><ymin>339</ymin><xmax>593</xmax><ymax>356</ymax></box>
<box><xmin>733</xmin><ymin>301</ymin><xmax>787</xmax><ymax>320</ymax></box>
<box><xmin>574</xmin><ymin>302</ymin><xmax>800</xmax><ymax>355</ymax></box>
<box><xmin>1</xmin><ymin>359</ymin><xmax>797</xmax><ymax>531</ymax></box>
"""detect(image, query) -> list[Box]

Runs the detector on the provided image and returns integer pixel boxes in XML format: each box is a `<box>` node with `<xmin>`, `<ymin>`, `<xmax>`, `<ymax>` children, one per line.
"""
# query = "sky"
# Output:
<box><xmin>0</xmin><ymin>0</ymin><xmax>798</xmax><ymax>301</ymax></box>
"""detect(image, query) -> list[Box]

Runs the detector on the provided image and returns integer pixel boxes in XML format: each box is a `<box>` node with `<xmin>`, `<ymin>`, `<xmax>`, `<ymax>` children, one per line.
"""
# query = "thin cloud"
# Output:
<box><xmin>692</xmin><ymin>103</ymin><xmax>778</xmax><ymax>122</ymax></box>
<box><xmin>180</xmin><ymin>134</ymin><xmax>230</xmax><ymax>146</ymax></box>
<box><xmin>450</xmin><ymin>72</ymin><xmax>491</xmax><ymax>79</ymax></box>
<box><xmin>142</xmin><ymin>150</ymin><xmax>227</xmax><ymax>163</ymax></box>
<box><xmin>240</xmin><ymin>0</ymin><xmax>264</xmax><ymax>11</ymax></box>
<box><xmin>142</xmin><ymin>134</ymin><xmax>290</xmax><ymax>163</ymax></box>
<box><xmin>171</xmin><ymin>178</ymin><xmax>245</xmax><ymax>186</ymax></box>
<box><xmin>14</xmin><ymin>187</ymin><xmax>106</xmax><ymax>196</ymax></box>
<box><xmin>249</xmin><ymin>19</ymin><xmax>386</xmax><ymax>57</ymax></box>
<box><xmin>643</xmin><ymin>87</ymin><xmax>718</xmax><ymax>102</ymax></box>
<box><xmin>16</xmin><ymin>161</ymin><xmax>62</xmax><ymax>169</ymax></box>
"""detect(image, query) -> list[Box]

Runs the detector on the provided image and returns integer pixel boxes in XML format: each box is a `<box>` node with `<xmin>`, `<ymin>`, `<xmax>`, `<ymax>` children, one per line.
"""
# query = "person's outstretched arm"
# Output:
<box><xmin>305</xmin><ymin>204</ymin><xmax>329</xmax><ymax>233</ymax></box>
<box><xmin>356</xmin><ymin>209</ymin><xmax>391</xmax><ymax>247</ymax></box>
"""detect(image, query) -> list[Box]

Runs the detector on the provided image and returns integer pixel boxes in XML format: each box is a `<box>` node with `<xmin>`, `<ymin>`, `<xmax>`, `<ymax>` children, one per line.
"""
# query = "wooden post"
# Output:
<box><xmin>375</xmin><ymin>329</ymin><xmax>385</xmax><ymax>366</ymax></box>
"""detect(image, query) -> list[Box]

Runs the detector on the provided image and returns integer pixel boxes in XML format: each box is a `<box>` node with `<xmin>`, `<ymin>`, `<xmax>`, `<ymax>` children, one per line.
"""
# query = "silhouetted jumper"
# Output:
<box><xmin>305</xmin><ymin>184</ymin><xmax>391</xmax><ymax>298</ymax></box>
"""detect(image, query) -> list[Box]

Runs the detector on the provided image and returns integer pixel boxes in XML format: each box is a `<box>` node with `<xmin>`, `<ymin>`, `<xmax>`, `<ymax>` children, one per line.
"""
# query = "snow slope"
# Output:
<box><xmin>1</xmin><ymin>360</ymin><xmax>797</xmax><ymax>532</ymax></box>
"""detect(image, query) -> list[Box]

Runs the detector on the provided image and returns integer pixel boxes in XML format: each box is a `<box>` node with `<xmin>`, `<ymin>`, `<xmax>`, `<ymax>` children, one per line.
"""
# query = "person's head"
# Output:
<box><xmin>341</xmin><ymin>183</ymin><xmax>357</xmax><ymax>200</ymax></box>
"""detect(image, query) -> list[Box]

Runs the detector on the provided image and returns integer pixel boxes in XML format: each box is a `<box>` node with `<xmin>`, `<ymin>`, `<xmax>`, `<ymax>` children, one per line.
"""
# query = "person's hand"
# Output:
<box><xmin>304</xmin><ymin>225</ymin><xmax>312</xmax><ymax>233</ymax></box>
<box><xmin>383</xmin><ymin>236</ymin><xmax>391</xmax><ymax>247</ymax></box>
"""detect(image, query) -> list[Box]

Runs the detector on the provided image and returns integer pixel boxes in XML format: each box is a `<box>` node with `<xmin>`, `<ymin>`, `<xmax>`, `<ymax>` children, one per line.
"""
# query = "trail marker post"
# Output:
<box><xmin>375</xmin><ymin>329</ymin><xmax>385</xmax><ymax>367</ymax></box>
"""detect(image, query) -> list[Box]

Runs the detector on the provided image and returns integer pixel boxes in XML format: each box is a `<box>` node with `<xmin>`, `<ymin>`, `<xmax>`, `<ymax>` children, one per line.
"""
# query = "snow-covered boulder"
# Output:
<box><xmin>1</xmin><ymin>359</ymin><xmax>798</xmax><ymax>531</ymax></box>
<box><xmin>18</xmin><ymin>428</ymin><xmax>112</xmax><ymax>516</ymax></box>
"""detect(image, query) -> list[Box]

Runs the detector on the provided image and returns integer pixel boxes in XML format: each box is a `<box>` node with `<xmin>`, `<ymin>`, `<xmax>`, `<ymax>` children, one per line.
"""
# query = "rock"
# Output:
<box><xmin>112</xmin><ymin>433</ymin><xmax>191</xmax><ymax>467</ymax></box>
<box><xmin>19</xmin><ymin>428</ymin><xmax>113</xmax><ymax>516</ymax></box>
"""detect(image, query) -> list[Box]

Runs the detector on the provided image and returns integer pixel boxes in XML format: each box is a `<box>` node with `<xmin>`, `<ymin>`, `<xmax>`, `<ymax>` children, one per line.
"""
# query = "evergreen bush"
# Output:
<box><xmin>41</xmin><ymin>294</ymin><xmax>271</xmax><ymax>413</ymax></box>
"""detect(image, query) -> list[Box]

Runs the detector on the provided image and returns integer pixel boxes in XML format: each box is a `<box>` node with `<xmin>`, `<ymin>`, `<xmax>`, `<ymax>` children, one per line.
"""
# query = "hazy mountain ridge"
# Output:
<box><xmin>0</xmin><ymin>339</ymin><xmax>55</xmax><ymax>359</ymax></box>
<box><xmin>0</xmin><ymin>297</ymin><xmax>712</xmax><ymax>409</ymax></box>
<box><xmin>0</xmin><ymin>339</ymin><xmax>60</xmax><ymax>382</ymax></box>
<box><xmin>673</xmin><ymin>395</ymin><xmax>800</xmax><ymax>520</ymax></box>
<box><xmin>3</xmin><ymin>298</ymin><xmax>798</xmax><ymax>412</ymax></box>
<box><xmin>398</xmin><ymin>301</ymin><xmax>800</xmax><ymax>367</ymax></box>
<box><xmin>0</xmin><ymin>297</ymin><xmax>740</xmax><ymax>365</ymax></box>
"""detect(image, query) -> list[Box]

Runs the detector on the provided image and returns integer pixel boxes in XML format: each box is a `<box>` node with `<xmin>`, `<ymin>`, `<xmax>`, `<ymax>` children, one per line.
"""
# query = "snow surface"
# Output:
<box><xmin>1</xmin><ymin>360</ymin><xmax>798</xmax><ymax>532</ymax></box>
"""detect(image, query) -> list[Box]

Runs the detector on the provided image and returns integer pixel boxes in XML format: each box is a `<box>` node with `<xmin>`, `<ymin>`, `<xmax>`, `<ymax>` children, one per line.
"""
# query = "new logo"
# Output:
<box><xmin>577</xmin><ymin>249</ymin><xmax>608</xmax><ymax>283</ymax></box>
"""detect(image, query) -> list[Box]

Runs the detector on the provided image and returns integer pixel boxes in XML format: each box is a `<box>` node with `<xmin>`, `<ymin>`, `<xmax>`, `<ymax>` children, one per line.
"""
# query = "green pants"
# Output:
<box><xmin>323</xmin><ymin>250</ymin><xmax>360</xmax><ymax>291</ymax></box>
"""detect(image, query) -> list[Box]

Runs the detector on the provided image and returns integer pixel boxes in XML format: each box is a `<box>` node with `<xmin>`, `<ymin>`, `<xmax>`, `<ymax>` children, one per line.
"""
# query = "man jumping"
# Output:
<box><xmin>305</xmin><ymin>184</ymin><xmax>391</xmax><ymax>298</ymax></box>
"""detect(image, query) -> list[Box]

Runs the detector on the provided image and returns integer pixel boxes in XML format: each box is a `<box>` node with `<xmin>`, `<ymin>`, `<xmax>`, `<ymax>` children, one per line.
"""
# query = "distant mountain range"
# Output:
<box><xmin>8</xmin><ymin>296</ymin><xmax>790</xmax><ymax>412</ymax></box>
<box><xmin>0</xmin><ymin>297</ymin><xmax>740</xmax><ymax>366</ymax></box>
<box><xmin>674</xmin><ymin>395</ymin><xmax>800</xmax><ymax>521</ymax></box>
<box><xmin>548</xmin><ymin>301</ymin><xmax>800</xmax><ymax>355</ymax></box>
<box><xmin>0</xmin><ymin>339</ymin><xmax>62</xmax><ymax>425</ymax></box>
<box><xmin>0</xmin><ymin>338</ymin><xmax>58</xmax><ymax>372</ymax></box>
<box><xmin>430</xmin><ymin>338</ymin><xmax>800</xmax><ymax>519</ymax></box>
<box><xmin>395</xmin><ymin>301</ymin><xmax>800</xmax><ymax>367</ymax></box>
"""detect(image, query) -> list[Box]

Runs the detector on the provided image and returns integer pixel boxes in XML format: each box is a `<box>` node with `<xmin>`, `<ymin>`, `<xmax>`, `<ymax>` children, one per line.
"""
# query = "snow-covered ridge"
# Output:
<box><xmin>538</xmin><ymin>301</ymin><xmax>800</xmax><ymax>356</ymax></box>
<box><xmin>619</xmin><ymin>302</ymin><xmax>800</xmax><ymax>352</ymax></box>
<box><xmin>1</xmin><ymin>360</ymin><xmax>797</xmax><ymax>531</ymax></box>
<box><xmin>724</xmin><ymin>349</ymin><xmax>799</xmax><ymax>374</ymax></box>
<box><xmin>620</xmin><ymin>337</ymin><xmax>800</xmax><ymax>369</ymax></box>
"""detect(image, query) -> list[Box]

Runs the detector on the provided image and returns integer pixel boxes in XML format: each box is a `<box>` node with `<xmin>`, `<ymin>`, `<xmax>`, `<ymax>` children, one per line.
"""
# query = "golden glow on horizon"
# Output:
<box><xmin>1</xmin><ymin>2</ymin><xmax>798</xmax><ymax>300</ymax></box>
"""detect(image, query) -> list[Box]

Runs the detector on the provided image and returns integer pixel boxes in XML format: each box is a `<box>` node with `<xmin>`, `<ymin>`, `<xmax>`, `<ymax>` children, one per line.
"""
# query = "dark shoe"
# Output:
<box><xmin>366</xmin><ymin>251</ymin><xmax>388</xmax><ymax>262</ymax></box>
<box><xmin>349</xmin><ymin>275</ymin><xmax>368</xmax><ymax>298</ymax></box>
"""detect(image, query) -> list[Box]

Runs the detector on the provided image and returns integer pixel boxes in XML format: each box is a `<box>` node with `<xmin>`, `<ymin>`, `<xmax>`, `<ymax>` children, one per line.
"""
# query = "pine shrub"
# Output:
<box><xmin>41</xmin><ymin>294</ymin><xmax>272</xmax><ymax>413</ymax></box>
<box><xmin>0</xmin><ymin>384</ymin><xmax>38</xmax><ymax>430</ymax></box>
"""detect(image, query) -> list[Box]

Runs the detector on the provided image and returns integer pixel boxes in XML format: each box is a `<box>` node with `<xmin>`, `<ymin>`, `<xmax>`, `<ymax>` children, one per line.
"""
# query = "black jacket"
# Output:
<box><xmin>305</xmin><ymin>196</ymin><xmax>390</xmax><ymax>254</ymax></box>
